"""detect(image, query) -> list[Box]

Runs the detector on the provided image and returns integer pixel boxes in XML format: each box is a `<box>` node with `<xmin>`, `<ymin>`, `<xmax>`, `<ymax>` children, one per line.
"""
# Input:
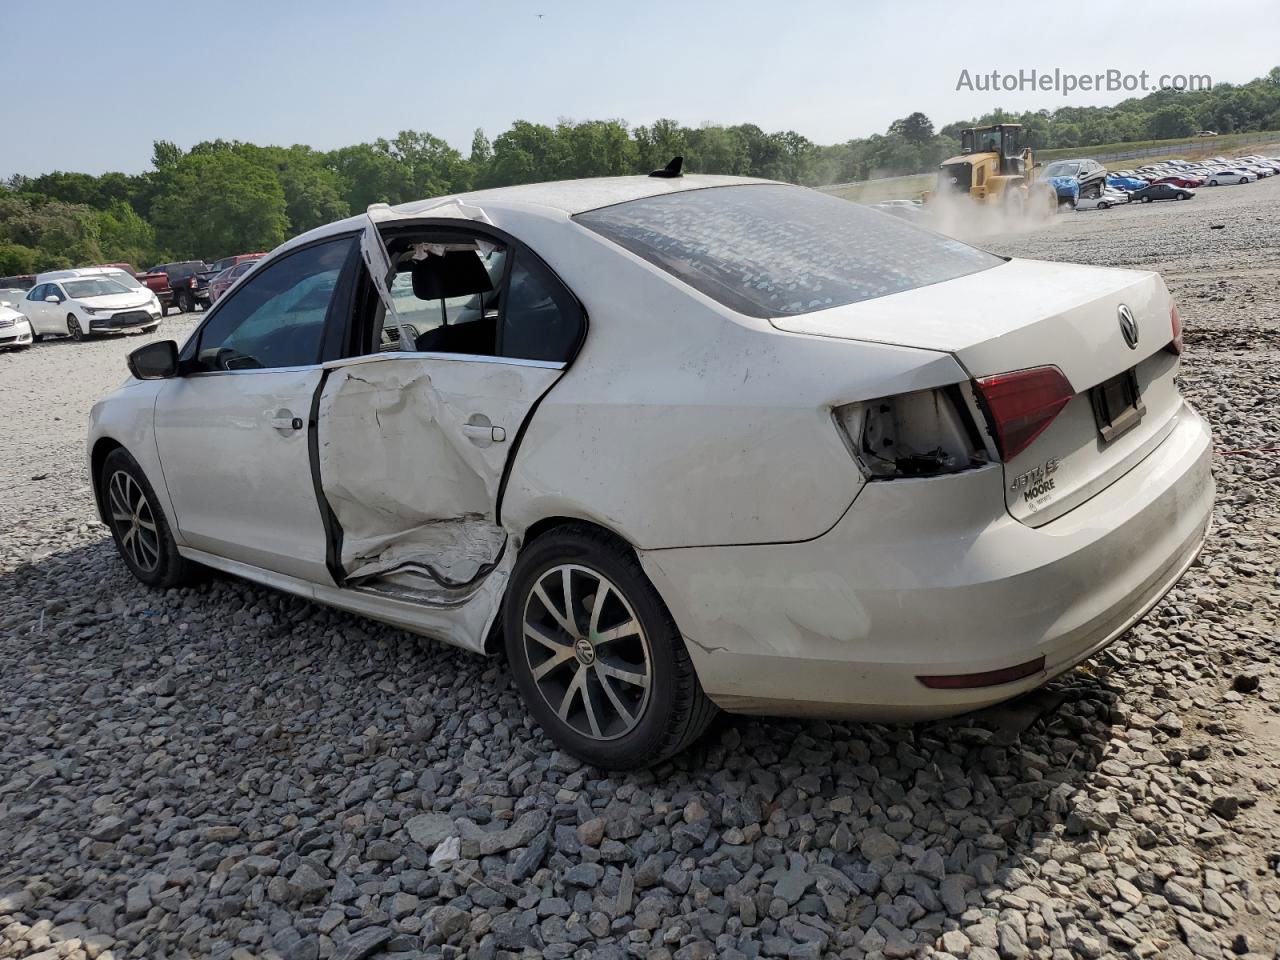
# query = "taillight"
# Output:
<box><xmin>974</xmin><ymin>366</ymin><xmax>1074</xmax><ymax>462</ymax></box>
<box><xmin>833</xmin><ymin>385</ymin><xmax>988</xmax><ymax>479</ymax></box>
<box><xmin>1168</xmin><ymin>303</ymin><xmax>1184</xmax><ymax>355</ymax></box>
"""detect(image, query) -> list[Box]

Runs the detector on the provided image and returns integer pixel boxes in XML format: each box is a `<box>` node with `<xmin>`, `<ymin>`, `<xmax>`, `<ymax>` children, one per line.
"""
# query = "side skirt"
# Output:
<box><xmin>177</xmin><ymin>546</ymin><xmax>503</xmax><ymax>654</ymax></box>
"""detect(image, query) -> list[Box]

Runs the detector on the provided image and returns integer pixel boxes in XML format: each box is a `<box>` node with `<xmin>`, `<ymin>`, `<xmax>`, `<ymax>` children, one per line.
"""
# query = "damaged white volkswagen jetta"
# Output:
<box><xmin>89</xmin><ymin>173</ymin><xmax>1213</xmax><ymax>768</ymax></box>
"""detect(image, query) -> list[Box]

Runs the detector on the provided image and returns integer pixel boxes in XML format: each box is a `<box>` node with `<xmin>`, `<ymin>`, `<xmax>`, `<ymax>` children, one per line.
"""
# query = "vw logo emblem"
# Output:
<box><xmin>574</xmin><ymin>637</ymin><xmax>596</xmax><ymax>665</ymax></box>
<box><xmin>1117</xmin><ymin>305</ymin><xmax>1139</xmax><ymax>349</ymax></box>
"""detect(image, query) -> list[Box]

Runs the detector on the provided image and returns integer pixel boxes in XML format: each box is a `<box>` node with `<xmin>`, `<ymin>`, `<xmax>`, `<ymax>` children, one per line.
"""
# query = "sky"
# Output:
<box><xmin>2</xmin><ymin>0</ymin><xmax>1278</xmax><ymax>179</ymax></box>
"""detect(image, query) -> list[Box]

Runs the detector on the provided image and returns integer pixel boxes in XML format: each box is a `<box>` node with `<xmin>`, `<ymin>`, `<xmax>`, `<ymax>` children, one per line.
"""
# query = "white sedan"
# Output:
<box><xmin>88</xmin><ymin>174</ymin><xmax>1214</xmax><ymax>768</ymax></box>
<box><xmin>21</xmin><ymin>276</ymin><xmax>162</xmax><ymax>341</ymax></box>
<box><xmin>0</xmin><ymin>296</ymin><xmax>33</xmax><ymax>350</ymax></box>
<box><xmin>1203</xmin><ymin>169</ymin><xmax>1255</xmax><ymax>186</ymax></box>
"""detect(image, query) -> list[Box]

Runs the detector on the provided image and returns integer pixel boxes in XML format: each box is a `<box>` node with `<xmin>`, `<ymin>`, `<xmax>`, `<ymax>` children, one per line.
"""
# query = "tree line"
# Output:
<box><xmin>2</xmin><ymin>66</ymin><xmax>1277</xmax><ymax>274</ymax></box>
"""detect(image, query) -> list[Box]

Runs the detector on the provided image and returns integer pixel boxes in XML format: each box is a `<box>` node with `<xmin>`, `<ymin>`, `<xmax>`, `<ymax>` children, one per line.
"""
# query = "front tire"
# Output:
<box><xmin>67</xmin><ymin>314</ymin><xmax>86</xmax><ymax>341</ymax></box>
<box><xmin>101</xmin><ymin>448</ymin><xmax>198</xmax><ymax>589</ymax></box>
<box><xmin>503</xmin><ymin>525</ymin><xmax>716</xmax><ymax>769</ymax></box>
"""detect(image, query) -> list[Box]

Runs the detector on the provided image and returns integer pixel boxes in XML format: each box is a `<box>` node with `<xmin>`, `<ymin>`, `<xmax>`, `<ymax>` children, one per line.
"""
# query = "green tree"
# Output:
<box><xmin>96</xmin><ymin>201</ymin><xmax>156</xmax><ymax>269</ymax></box>
<box><xmin>0</xmin><ymin>242</ymin><xmax>39</xmax><ymax>275</ymax></box>
<box><xmin>152</xmin><ymin>140</ymin><xmax>184</xmax><ymax>170</ymax></box>
<box><xmin>888</xmin><ymin>112</ymin><xmax>935</xmax><ymax>146</ymax></box>
<box><xmin>470</xmin><ymin>129</ymin><xmax>493</xmax><ymax>167</ymax></box>
<box><xmin>1149</xmin><ymin>104</ymin><xmax>1198</xmax><ymax>139</ymax></box>
<box><xmin>325</xmin><ymin>143</ymin><xmax>414</xmax><ymax>211</ymax></box>
<box><xmin>151</xmin><ymin>152</ymin><xmax>288</xmax><ymax>260</ymax></box>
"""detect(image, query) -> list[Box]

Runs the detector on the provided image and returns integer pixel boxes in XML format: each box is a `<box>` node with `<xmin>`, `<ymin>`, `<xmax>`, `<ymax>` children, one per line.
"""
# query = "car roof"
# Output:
<box><xmin>277</xmin><ymin>174</ymin><xmax>779</xmax><ymax>256</ymax></box>
<box><xmin>35</xmin><ymin>266</ymin><xmax>131</xmax><ymax>283</ymax></box>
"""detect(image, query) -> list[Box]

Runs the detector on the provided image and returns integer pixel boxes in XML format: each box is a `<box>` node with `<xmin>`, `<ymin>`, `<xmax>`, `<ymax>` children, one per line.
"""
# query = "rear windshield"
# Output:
<box><xmin>573</xmin><ymin>184</ymin><xmax>1001</xmax><ymax>319</ymax></box>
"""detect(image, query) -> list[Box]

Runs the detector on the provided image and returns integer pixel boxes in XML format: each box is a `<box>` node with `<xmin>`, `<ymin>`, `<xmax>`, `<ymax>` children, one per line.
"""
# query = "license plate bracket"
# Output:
<box><xmin>1091</xmin><ymin>368</ymin><xmax>1145</xmax><ymax>443</ymax></box>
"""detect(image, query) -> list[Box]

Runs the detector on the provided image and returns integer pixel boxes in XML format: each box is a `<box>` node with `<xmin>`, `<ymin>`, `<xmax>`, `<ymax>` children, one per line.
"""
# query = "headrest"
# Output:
<box><xmin>410</xmin><ymin>250</ymin><xmax>493</xmax><ymax>301</ymax></box>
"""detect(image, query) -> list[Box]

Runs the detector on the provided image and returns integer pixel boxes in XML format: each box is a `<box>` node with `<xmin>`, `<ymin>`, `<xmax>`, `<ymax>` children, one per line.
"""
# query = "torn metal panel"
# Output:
<box><xmin>318</xmin><ymin>361</ymin><xmax>501</xmax><ymax>601</ymax></box>
<box><xmin>315</xmin><ymin>355</ymin><xmax>561</xmax><ymax>617</ymax></box>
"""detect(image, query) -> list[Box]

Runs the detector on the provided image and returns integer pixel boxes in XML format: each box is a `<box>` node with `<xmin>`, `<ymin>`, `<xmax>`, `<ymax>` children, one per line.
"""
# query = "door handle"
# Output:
<box><xmin>270</xmin><ymin>412</ymin><xmax>304</xmax><ymax>431</ymax></box>
<box><xmin>462</xmin><ymin>417</ymin><xmax>506</xmax><ymax>444</ymax></box>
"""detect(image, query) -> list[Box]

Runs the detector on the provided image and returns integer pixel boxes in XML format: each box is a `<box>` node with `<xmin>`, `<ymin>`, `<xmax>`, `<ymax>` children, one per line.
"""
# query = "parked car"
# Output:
<box><xmin>1075</xmin><ymin>191</ymin><xmax>1129</xmax><ymax>210</ymax></box>
<box><xmin>37</xmin><ymin>266</ymin><xmax>162</xmax><ymax>303</ymax></box>
<box><xmin>207</xmin><ymin>258</ymin><xmax>262</xmax><ymax>304</ymax></box>
<box><xmin>1130</xmin><ymin>184</ymin><xmax>1195</xmax><ymax>202</ymax></box>
<box><xmin>146</xmin><ymin>261</ymin><xmax>212</xmax><ymax>313</ymax></box>
<box><xmin>207</xmin><ymin>252</ymin><xmax>267</xmax><ymax>275</ymax></box>
<box><xmin>1106</xmin><ymin>175</ymin><xmax>1149</xmax><ymax>191</ymax></box>
<box><xmin>1196</xmin><ymin>130</ymin><xmax>1218</xmax><ymax>137</ymax></box>
<box><xmin>90</xmin><ymin>175</ymin><xmax>1213</xmax><ymax>768</ymax></box>
<box><xmin>0</xmin><ymin>300</ymin><xmax>33</xmax><ymax>350</ymax></box>
<box><xmin>21</xmin><ymin>275</ymin><xmax>162</xmax><ymax>341</ymax></box>
<box><xmin>1204</xmin><ymin>170</ymin><xmax>1255</xmax><ymax>186</ymax></box>
<box><xmin>1153</xmin><ymin>175</ymin><xmax>1203</xmax><ymax>188</ymax></box>
<box><xmin>1040</xmin><ymin>158</ymin><xmax>1107</xmax><ymax>201</ymax></box>
<box><xmin>0</xmin><ymin>275</ymin><xmax>35</xmax><ymax>291</ymax></box>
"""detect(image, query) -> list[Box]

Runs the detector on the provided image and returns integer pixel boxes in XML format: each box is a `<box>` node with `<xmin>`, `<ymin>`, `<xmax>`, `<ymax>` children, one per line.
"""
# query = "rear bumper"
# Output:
<box><xmin>640</xmin><ymin>402</ymin><xmax>1213</xmax><ymax>720</ymax></box>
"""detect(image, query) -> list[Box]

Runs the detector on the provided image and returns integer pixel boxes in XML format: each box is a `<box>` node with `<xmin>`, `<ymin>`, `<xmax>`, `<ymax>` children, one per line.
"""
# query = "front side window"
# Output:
<box><xmin>193</xmin><ymin>237</ymin><xmax>353</xmax><ymax>371</ymax></box>
<box><xmin>27</xmin><ymin>285</ymin><xmax>46</xmax><ymax>302</ymax></box>
<box><xmin>574</xmin><ymin>184</ymin><xmax>1001</xmax><ymax>319</ymax></box>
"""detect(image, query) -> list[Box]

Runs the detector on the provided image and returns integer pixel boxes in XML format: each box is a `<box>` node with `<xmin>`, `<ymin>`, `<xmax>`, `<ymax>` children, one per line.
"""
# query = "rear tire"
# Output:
<box><xmin>503</xmin><ymin>525</ymin><xmax>717</xmax><ymax>769</ymax></box>
<box><xmin>177</xmin><ymin>290</ymin><xmax>193</xmax><ymax>314</ymax></box>
<box><xmin>101</xmin><ymin>448</ymin><xmax>199</xmax><ymax>589</ymax></box>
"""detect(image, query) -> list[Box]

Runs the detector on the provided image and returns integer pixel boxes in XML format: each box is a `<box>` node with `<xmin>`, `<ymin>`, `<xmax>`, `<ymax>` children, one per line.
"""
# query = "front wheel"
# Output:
<box><xmin>504</xmin><ymin>525</ymin><xmax>717</xmax><ymax>769</ymax></box>
<box><xmin>101</xmin><ymin>448</ymin><xmax>198</xmax><ymax>588</ymax></box>
<box><xmin>67</xmin><ymin>314</ymin><xmax>86</xmax><ymax>341</ymax></box>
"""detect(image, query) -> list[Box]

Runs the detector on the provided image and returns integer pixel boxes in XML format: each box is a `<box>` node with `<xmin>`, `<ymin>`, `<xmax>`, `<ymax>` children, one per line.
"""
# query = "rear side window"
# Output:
<box><xmin>574</xmin><ymin>184</ymin><xmax>1001</xmax><ymax>319</ymax></box>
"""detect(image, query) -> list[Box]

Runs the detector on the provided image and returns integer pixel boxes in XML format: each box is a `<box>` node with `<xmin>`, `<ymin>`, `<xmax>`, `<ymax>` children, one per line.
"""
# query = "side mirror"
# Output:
<box><xmin>45</xmin><ymin>295</ymin><xmax>60</xmax><ymax>303</ymax></box>
<box><xmin>128</xmin><ymin>339</ymin><xmax>180</xmax><ymax>380</ymax></box>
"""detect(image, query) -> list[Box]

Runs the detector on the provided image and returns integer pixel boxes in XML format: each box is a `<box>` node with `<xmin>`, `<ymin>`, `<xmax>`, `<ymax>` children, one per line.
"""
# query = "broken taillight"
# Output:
<box><xmin>973</xmin><ymin>366</ymin><xmax>1074</xmax><ymax>462</ymax></box>
<box><xmin>1168</xmin><ymin>303</ymin><xmax>1184</xmax><ymax>355</ymax></box>
<box><xmin>834</xmin><ymin>385</ymin><xmax>988</xmax><ymax>479</ymax></box>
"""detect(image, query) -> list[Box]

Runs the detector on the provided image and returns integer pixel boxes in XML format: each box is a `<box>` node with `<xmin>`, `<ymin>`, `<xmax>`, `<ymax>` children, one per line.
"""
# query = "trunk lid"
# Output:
<box><xmin>772</xmin><ymin>258</ymin><xmax>1183</xmax><ymax>525</ymax></box>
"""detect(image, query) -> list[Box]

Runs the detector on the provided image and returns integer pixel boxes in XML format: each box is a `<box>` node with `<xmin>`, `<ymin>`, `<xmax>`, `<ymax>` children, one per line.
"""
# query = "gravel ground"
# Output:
<box><xmin>1</xmin><ymin>180</ymin><xmax>1278</xmax><ymax>960</ymax></box>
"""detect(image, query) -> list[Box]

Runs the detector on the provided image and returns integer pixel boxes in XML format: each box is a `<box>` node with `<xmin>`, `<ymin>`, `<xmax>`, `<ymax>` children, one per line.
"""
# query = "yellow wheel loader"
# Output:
<box><xmin>926</xmin><ymin>124</ymin><xmax>1057</xmax><ymax>221</ymax></box>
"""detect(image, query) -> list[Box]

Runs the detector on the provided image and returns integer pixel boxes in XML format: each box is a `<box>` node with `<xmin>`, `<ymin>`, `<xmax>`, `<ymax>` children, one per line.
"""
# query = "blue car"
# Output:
<box><xmin>1043</xmin><ymin>175</ymin><xmax>1080</xmax><ymax>203</ymax></box>
<box><xmin>1106</xmin><ymin>175</ymin><xmax>1148</xmax><ymax>191</ymax></box>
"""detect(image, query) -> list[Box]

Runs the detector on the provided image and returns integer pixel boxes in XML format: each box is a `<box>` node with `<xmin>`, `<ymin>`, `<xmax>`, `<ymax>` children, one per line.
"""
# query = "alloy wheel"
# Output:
<box><xmin>521</xmin><ymin>563</ymin><xmax>653</xmax><ymax>740</ymax></box>
<box><xmin>108</xmin><ymin>470</ymin><xmax>160</xmax><ymax>573</ymax></box>
<box><xmin>68</xmin><ymin>317</ymin><xmax>84</xmax><ymax>341</ymax></box>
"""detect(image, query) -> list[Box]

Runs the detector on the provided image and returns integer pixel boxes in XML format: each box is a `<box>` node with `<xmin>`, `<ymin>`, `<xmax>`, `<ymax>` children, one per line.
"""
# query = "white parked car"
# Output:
<box><xmin>20</xmin><ymin>275</ymin><xmax>162</xmax><ymax>341</ymax></box>
<box><xmin>0</xmin><ymin>298</ymin><xmax>33</xmax><ymax>350</ymax></box>
<box><xmin>1204</xmin><ymin>170</ymin><xmax>1255</xmax><ymax>185</ymax></box>
<box><xmin>1075</xmin><ymin>191</ymin><xmax>1129</xmax><ymax>210</ymax></box>
<box><xmin>88</xmin><ymin>175</ymin><xmax>1214</xmax><ymax>768</ymax></box>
